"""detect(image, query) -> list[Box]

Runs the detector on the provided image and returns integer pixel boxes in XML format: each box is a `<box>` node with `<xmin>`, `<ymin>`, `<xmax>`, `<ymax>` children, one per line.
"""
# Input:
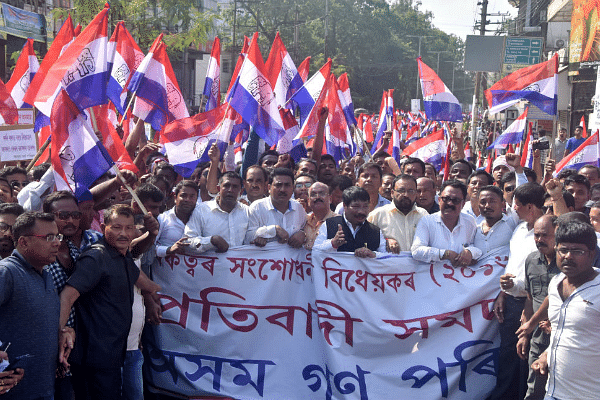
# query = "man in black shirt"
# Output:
<box><xmin>58</xmin><ymin>204</ymin><xmax>160</xmax><ymax>400</ymax></box>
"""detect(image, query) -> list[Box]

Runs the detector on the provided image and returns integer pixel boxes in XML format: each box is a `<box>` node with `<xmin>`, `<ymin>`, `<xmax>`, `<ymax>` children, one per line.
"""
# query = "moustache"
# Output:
<box><xmin>313</xmin><ymin>199</ymin><xmax>324</xmax><ymax>203</ymax></box>
<box><xmin>444</xmin><ymin>205</ymin><xmax>456</xmax><ymax>211</ymax></box>
<box><xmin>355</xmin><ymin>214</ymin><xmax>367</xmax><ymax>220</ymax></box>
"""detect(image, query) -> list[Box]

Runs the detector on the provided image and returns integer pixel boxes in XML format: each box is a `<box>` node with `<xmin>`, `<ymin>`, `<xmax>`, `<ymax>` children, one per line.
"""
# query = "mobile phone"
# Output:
<box><xmin>532</xmin><ymin>140</ymin><xmax>550</xmax><ymax>150</ymax></box>
<box><xmin>0</xmin><ymin>342</ymin><xmax>10</xmax><ymax>352</ymax></box>
<box><xmin>3</xmin><ymin>354</ymin><xmax>32</xmax><ymax>372</ymax></box>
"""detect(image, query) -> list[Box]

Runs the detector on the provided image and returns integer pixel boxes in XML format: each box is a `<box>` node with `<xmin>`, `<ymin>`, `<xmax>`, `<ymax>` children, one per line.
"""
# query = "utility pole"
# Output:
<box><xmin>428</xmin><ymin>50</ymin><xmax>450</xmax><ymax>74</ymax></box>
<box><xmin>324</xmin><ymin>0</ymin><xmax>329</xmax><ymax>59</ymax></box>
<box><xmin>445</xmin><ymin>60</ymin><xmax>460</xmax><ymax>92</ymax></box>
<box><xmin>294</xmin><ymin>6</ymin><xmax>300</xmax><ymax>60</ymax></box>
<box><xmin>471</xmin><ymin>0</ymin><xmax>488</xmax><ymax>155</ymax></box>
<box><xmin>407</xmin><ymin>35</ymin><xmax>432</xmax><ymax>99</ymax></box>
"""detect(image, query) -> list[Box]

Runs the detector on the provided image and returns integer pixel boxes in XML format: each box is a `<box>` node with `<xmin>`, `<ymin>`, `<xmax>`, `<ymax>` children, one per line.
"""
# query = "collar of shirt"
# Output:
<box><xmin>267</xmin><ymin>196</ymin><xmax>294</xmax><ymax>214</ymax></box>
<box><xmin>343</xmin><ymin>214</ymin><xmax>365</xmax><ymax>237</ymax></box>
<box><xmin>206</xmin><ymin>198</ymin><xmax>243</xmax><ymax>214</ymax></box>
<box><xmin>390</xmin><ymin>202</ymin><xmax>421</xmax><ymax>216</ymax></box>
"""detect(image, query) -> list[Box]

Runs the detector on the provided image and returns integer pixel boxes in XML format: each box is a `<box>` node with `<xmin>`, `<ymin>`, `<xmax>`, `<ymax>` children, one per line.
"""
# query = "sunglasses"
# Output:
<box><xmin>440</xmin><ymin>196</ymin><xmax>463</xmax><ymax>205</ymax></box>
<box><xmin>54</xmin><ymin>211</ymin><xmax>83</xmax><ymax>220</ymax></box>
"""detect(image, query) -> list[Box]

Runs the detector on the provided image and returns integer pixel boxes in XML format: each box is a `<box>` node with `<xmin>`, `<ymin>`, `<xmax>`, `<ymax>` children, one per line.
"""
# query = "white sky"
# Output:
<box><xmin>417</xmin><ymin>0</ymin><xmax>517</xmax><ymax>40</ymax></box>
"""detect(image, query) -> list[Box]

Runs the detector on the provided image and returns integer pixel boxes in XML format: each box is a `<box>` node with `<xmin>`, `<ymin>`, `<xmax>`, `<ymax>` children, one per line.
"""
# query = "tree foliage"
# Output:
<box><xmin>220</xmin><ymin>0</ymin><xmax>472</xmax><ymax>112</ymax></box>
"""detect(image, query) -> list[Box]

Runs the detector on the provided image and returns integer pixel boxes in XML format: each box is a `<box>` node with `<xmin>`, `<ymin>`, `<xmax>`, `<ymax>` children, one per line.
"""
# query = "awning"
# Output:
<box><xmin>0</xmin><ymin>3</ymin><xmax>46</xmax><ymax>42</ymax></box>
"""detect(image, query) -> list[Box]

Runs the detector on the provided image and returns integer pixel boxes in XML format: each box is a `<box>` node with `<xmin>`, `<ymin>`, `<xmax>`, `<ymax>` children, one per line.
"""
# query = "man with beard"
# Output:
<box><xmin>185</xmin><ymin>172</ymin><xmax>249</xmax><ymax>253</ymax></box>
<box><xmin>463</xmin><ymin>170</ymin><xmax>494</xmax><ymax>224</ymax></box>
<box><xmin>317</xmin><ymin>154</ymin><xmax>338</xmax><ymax>185</ymax></box>
<box><xmin>293</xmin><ymin>173</ymin><xmax>315</xmax><ymax>213</ymax></box>
<box><xmin>412</xmin><ymin>180</ymin><xmax>482</xmax><ymax>266</ymax></box>
<box><xmin>314</xmin><ymin>186</ymin><xmax>386</xmax><ymax>257</ymax></box>
<box><xmin>0</xmin><ymin>204</ymin><xmax>23</xmax><ymax>259</ymax></box>
<box><xmin>304</xmin><ymin>182</ymin><xmax>337</xmax><ymax>250</ymax></box>
<box><xmin>155</xmin><ymin>180</ymin><xmax>199</xmax><ymax>258</ymax></box>
<box><xmin>246</xmin><ymin>168</ymin><xmax>307</xmax><ymax>248</ymax></box>
<box><xmin>515</xmin><ymin>215</ymin><xmax>559</xmax><ymax>400</ymax></box>
<box><xmin>532</xmin><ymin>222</ymin><xmax>600</xmax><ymax>400</ymax></box>
<box><xmin>474</xmin><ymin>186</ymin><xmax>518</xmax><ymax>258</ymax></box>
<box><xmin>368</xmin><ymin>174</ymin><xmax>427</xmax><ymax>253</ymax></box>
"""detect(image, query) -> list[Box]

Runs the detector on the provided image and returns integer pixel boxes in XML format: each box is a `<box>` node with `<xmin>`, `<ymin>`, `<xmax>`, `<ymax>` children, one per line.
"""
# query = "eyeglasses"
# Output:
<box><xmin>504</xmin><ymin>185</ymin><xmax>516</xmax><ymax>192</ymax></box>
<box><xmin>556</xmin><ymin>247</ymin><xmax>588</xmax><ymax>257</ymax></box>
<box><xmin>440</xmin><ymin>196</ymin><xmax>463</xmax><ymax>205</ymax></box>
<box><xmin>393</xmin><ymin>188</ymin><xmax>416</xmax><ymax>195</ymax></box>
<box><xmin>10</xmin><ymin>181</ymin><xmax>29</xmax><ymax>189</ymax></box>
<box><xmin>0</xmin><ymin>222</ymin><xmax>11</xmax><ymax>233</ymax></box>
<box><xmin>347</xmin><ymin>204</ymin><xmax>370</xmax><ymax>212</ymax></box>
<box><xmin>295</xmin><ymin>182</ymin><xmax>312</xmax><ymax>189</ymax></box>
<box><xmin>53</xmin><ymin>211</ymin><xmax>83</xmax><ymax>220</ymax></box>
<box><xmin>309</xmin><ymin>191</ymin><xmax>328</xmax><ymax>198</ymax></box>
<box><xmin>23</xmin><ymin>233</ymin><xmax>63</xmax><ymax>242</ymax></box>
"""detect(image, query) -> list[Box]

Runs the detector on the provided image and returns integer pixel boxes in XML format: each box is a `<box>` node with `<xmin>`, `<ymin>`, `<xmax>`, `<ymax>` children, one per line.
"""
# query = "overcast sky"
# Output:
<box><xmin>417</xmin><ymin>0</ymin><xmax>517</xmax><ymax>40</ymax></box>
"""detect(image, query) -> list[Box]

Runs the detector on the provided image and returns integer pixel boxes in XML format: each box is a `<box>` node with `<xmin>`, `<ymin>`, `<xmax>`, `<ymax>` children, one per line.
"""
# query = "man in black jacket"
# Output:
<box><xmin>313</xmin><ymin>186</ymin><xmax>386</xmax><ymax>258</ymax></box>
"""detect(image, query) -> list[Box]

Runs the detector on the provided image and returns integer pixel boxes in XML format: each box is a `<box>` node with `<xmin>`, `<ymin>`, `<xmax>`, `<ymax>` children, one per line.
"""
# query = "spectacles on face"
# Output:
<box><xmin>393</xmin><ymin>188</ymin><xmax>416</xmax><ymax>195</ymax></box>
<box><xmin>0</xmin><ymin>222</ymin><xmax>11</xmax><ymax>232</ymax></box>
<box><xmin>556</xmin><ymin>247</ymin><xmax>588</xmax><ymax>257</ymax></box>
<box><xmin>309</xmin><ymin>191</ymin><xmax>328</xmax><ymax>198</ymax></box>
<box><xmin>53</xmin><ymin>211</ymin><xmax>83</xmax><ymax>220</ymax></box>
<box><xmin>347</xmin><ymin>204</ymin><xmax>370</xmax><ymax>212</ymax></box>
<box><xmin>295</xmin><ymin>182</ymin><xmax>312</xmax><ymax>189</ymax></box>
<box><xmin>504</xmin><ymin>185</ymin><xmax>516</xmax><ymax>193</ymax></box>
<box><xmin>10</xmin><ymin>181</ymin><xmax>29</xmax><ymax>189</ymax></box>
<box><xmin>440</xmin><ymin>196</ymin><xmax>463</xmax><ymax>205</ymax></box>
<box><xmin>24</xmin><ymin>233</ymin><xmax>63</xmax><ymax>242</ymax></box>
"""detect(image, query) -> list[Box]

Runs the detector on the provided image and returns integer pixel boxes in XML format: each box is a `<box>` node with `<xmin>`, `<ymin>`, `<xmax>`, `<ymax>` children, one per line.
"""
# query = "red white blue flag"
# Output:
<box><xmin>486</xmin><ymin>54</ymin><xmax>558</xmax><ymax>115</ymax></box>
<box><xmin>417</xmin><ymin>57</ymin><xmax>462</xmax><ymax>122</ymax></box>
<box><xmin>337</xmin><ymin>73</ymin><xmax>357</xmax><ymax>126</ymax></box>
<box><xmin>371</xmin><ymin>89</ymin><xmax>394</xmax><ymax>153</ymax></box>
<box><xmin>0</xmin><ymin>79</ymin><xmax>18</xmax><ymax>125</ymax></box>
<box><xmin>287</xmin><ymin>58</ymin><xmax>331</xmax><ymax>125</ymax></box>
<box><xmin>554</xmin><ymin>130</ymin><xmax>599</xmax><ymax>175</ymax></box>
<box><xmin>402</xmin><ymin>127</ymin><xmax>446</xmax><ymax>170</ymax></box>
<box><xmin>488</xmin><ymin>107</ymin><xmax>529</xmax><ymax>150</ymax></box>
<box><xmin>128</xmin><ymin>33</ymin><xmax>189</xmax><ymax>131</ymax></box>
<box><xmin>202</xmin><ymin>36</ymin><xmax>221</xmax><ymax>112</ymax></box>
<box><xmin>107</xmin><ymin>21</ymin><xmax>144</xmax><ymax>115</ymax></box>
<box><xmin>265</xmin><ymin>32</ymin><xmax>304</xmax><ymax>107</ymax></box>
<box><xmin>6</xmin><ymin>38</ymin><xmax>38</xmax><ymax>108</ymax></box>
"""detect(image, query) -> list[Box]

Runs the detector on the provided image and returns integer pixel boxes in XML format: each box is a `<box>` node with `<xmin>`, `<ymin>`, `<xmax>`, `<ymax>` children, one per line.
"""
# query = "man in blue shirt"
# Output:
<box><xmin>564</xmin><ymin>126</ymin><xmax>585</xmax><ymax>157</ymax></box>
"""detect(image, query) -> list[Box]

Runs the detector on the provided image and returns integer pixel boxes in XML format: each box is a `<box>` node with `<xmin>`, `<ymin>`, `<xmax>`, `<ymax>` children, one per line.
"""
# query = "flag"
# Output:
<box><xmin>580</xmin><ymin>115</ymin><xmax>588</xmax><ymax>138</ymax></box>
<box><xmin>51</xmin><ymin>90</ymin><xmax>114</xmax><ymax>199</ymax></box>
<box><xmin>417</xmin><ymin>57</ymin><xmax>462</xmax><ymax>122</ymax></box>
<box><xmin>442</xmin><ymin>139</ymin><xmax>452</xmax><ymax>181</ymax></box>
<box><xmin>521</xmin><ymin>122</ymin><xmax>534</xmax><ymax>168</ymax></box>
<box><xmin>295</xmin><ymin>73</ymin><xmax>354</xmax><ymax>162</ymax></box>
<box><xmin>275</xmin><ymin>107</ymin><xmax>300</xmax><ymax>156</ymax></box>
<box><xmin>371</xmin><ymin>89</ymin><xmax>394</xmax><ymax>153</ymax></box>
<box><xmin>160</xmin><ymin>102</ymin><xmax>237</xmax><ymax>177</ymax></box>
<box><xmin>464</xmin><ymin>140</ymin><xmax>471</xmax><ymax>161</ymax></box>
<box><xmin>364</xmin><ymin>115</ymin><xmax>375</xmax><ymax>143</ymax></box>
<box><xmin>554</xmin><ymin>130</ymin><xmax>599</xmax><ymax>175</ymax></box>
<box><xmin>226</xmin><ymin>34</ymin><xmax>286</xmax><ymax>146</ymax></box>
<box><xmin>74</xmin><ymin>23</ymin><xmax>81</xmax><ymax>36</ymax></box>
<box><xmin>265</xmin><ymin>32</ymin><xmax>303</xmax><ymax>107</ymax></box>
<box><xmin>287</xmin><ymin>58</ymin><xmax>331</xmax><ymax>125</ymax></box>
<box><xmin>23</xmin><ymin>15</ymin><xmax>75</xmax><ymax>106</ymax></box>
<box><xmin>6</xmin><ymin>38</ymin><xmax>39</xmax><ymax>108</ymax></box>
<box><xmin>485</xmin><ymin>153</ymin><xmax>493</xmax><ymax>173</ymax></box>
<box><xmin>337</xmin><ymin>73</ymin><xmax>357</xmax><ymax>126</ymax></box>
<box><xmin>0</xmin><ymin>80</ymin><xmax>18</xmax><ymax>125</ymax></box>
<box><xmin>485</xmin><ymin>54</ymin><xmax>558</xmax><ymax>115</ymax></box>
<box><xmin>128</xmin><ymin>34</ymin><xmax>189</xmax><ymax>132</ymax></box>
<box><xmin>402</xmin><ymin>127</ymin><xmax>446</xmax><ymax>170</ymax></box>
<box><xmin>226</xmin><ymin>35</ymin><xmax>251</xmax><ymax>97</ymax></box>
<box><xmin>107</xmin><ymin>21</ymin><xmax>144</xmax><ymax>115</ymax></box>
<box><xmin>487</xmin><ymin>107</ymin><xmax>529</xmax><ymax>150</ymax></box>
<box><xmin>297</xmin><ymin>56</ymin><xmax>311</xmax><ymax>82</ymax></box>
<box><xmin>202</xmin><ymin>36</ymin><xmax>221</xmax><ymax>112</ymax></box>
<box><xmin>33</xmin><ymin>5</ymin><xmax>110</xmax><ymax>117</ymax></box>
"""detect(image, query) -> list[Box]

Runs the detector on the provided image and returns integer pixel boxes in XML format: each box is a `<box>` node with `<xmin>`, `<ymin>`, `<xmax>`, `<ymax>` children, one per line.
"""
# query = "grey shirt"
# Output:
<box><xmin>0</xmin><ymin>250</ymin><xmax>60</xmax><ymax>400</ymax></box>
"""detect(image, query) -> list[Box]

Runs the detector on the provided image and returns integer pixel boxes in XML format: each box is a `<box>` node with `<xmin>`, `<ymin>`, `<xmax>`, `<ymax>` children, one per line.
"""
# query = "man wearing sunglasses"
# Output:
<box><xmin>411</xmin><ymin>180</ymin><xmax>482</xmax><ymax>267</ymax></box>
<box><xmin>0</xmin><ymin>167</ymin><xmax>28</xmax><ymax>196</ymax></box>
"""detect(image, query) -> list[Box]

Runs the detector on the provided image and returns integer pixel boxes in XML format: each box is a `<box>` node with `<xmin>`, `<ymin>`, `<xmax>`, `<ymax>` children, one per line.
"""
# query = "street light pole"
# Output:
<box><xmin>445</xmin><ymin>60</ymin><xmax>460</xmax><ymax>92</ymax></box>
<box><xmin>407</xmin><ymin>35</ymin><xmax>432</xmax><ymax>99</ymax></box>
<box><xmin>428</xmin><ymin>50</ymin><xmax>450</xmax><ymax>74</ymax></box>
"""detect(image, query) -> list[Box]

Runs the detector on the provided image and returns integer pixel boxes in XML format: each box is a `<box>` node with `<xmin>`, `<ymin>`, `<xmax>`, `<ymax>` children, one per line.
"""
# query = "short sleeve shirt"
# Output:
<box><xmin>68</xmin><ymin>238</ymin><xmax>140</xmax><ymax>369</ymax></box>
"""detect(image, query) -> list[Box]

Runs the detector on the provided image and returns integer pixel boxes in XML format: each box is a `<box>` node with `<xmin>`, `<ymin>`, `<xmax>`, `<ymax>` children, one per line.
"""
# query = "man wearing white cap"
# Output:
<box><xmin>492</xmin><ymin>155</ymin><xmax>515</xmax><ymax>185</ymax></box>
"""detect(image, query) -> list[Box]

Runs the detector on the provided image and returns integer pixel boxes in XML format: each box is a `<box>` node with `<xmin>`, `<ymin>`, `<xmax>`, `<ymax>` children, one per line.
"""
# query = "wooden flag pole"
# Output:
<box><xmin>119</xmin><ymin>93</ymin><xmax>137</xmax><ymax>125</ymax></box>
<box><xmin>26</xmin><ymin>136</ymin><xmax>51</xmax><ymax>172</ymax></box>
<box><xmin>111</xmin><ymin>165</ymin><xmax>148</xmax><ymax>215</ymax></box>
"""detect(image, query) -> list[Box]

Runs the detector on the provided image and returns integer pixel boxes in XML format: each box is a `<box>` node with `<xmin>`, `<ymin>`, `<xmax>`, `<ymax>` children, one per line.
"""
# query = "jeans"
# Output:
<box><xmin>122</xmin><ymin>349</ymin><xmax>144</xmax><ymax>400</ymax></box>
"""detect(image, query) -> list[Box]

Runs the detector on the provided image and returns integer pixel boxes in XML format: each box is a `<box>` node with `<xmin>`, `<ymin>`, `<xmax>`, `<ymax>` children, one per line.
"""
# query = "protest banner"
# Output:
<box><xmin>145</xmin><ymin>243</ymin><xmax>505</xmax><ymax>399</ymax></box>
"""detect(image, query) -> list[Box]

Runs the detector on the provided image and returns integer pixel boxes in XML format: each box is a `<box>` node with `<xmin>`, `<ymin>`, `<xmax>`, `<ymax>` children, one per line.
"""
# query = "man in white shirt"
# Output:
<box><xmin>241</xmin><ymin>165</ymin><xmax>269</xmax><ymax>205</ymax></box>
<box><xmin>463</xmin><ymin>170</ymin><xmax>494</xmax><ymax>224</ymax></box>
<box><xmin>474</xmin><ymin>185</ymin><xmax>518</xmax><ymax>258</ymax></box>
<box><xmin>335</xmin><ymin>162</ymin><xmax>390</xmax><ymax>214</ymax></box>
<box><xmin>185</xmin><ymin>172</ymin><xmax>249</xmax><ymax>253</ymax></box>
<box><xmin>368</xmin><ymin>174</ymin><xmax>427</xmax><ymax>253</ymax></box>
<box><xmin>411</xmin><ymin>180</ymin><xmax>482</xmax><ymax>267</ymax></box>
<box><xmin>155</xmin><ymin>180</ymin><xmax>199</xmax><ymax>258</ymax></box>
<box><xmin>246</xmin><ymin>168</ymin><xmax>307</xmax><ymax>248</ymax></box>
<box><xmin>491</xmin><ymin>182</ymin><xmax>545</xmax><ymax>400</ymax></box>
<box><xmin>532</xmin><ymin>221</ymin><xmax>600</xmax><ymax>400</ymax></box>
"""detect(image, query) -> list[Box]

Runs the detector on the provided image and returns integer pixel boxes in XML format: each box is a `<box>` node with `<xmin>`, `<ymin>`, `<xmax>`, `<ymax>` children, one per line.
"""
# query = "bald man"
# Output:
<box><xmin>304</xmin><ymin>182</ymin><xmax>338</xmax><ymax>250</ymax></box>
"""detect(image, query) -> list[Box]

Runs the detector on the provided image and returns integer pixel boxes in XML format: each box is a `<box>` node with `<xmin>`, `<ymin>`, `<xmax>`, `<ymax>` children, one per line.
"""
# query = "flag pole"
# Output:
<box><xmin>549</xmin><ymin>113</ymin><xmax>557</xmax><ymax>160</ymax></box>
<box><xmin>119</xmin><ymin>93</ymin><xmax>137</xmax><ymax>125</ymax></box>
<box><xmin>111</xmin><ymin>165</ymin><xmax>148</xmax><ymax>215</ymax></box>
<box><xmin>200</xmin><ymin>94</ymin><xmax>206</xmax><ymax>113</ymax></box>
<box><xmin>89</xmin><ymin>108</ymin><xmax>99</xmax><ymax>132</ymax></box>
<box><xmin>26</xmin><ymin>136</ymin><xmax>52</xmax><ymax>172</ymax></box>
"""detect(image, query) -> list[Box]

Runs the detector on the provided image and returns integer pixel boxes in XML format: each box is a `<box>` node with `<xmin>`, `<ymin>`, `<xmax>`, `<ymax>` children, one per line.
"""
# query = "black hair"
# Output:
<box><xmin>145</xmin><ymin>152</ymin><xmax>167</xmax><ymax>167</ymax></box>
<box><xmin>557</xmin><ymin>168</ymin><xmax>578</xmax><ymax>181</ymax></box>
<box><xmin>295</xmin><ymin>158</ymin><xmax>317</xmax><ymax>171</ymax></box>
<box><xmin>103</xmin><ymin>204</ymin><xmax>135</xmax><ymax>226</ymax></box>
<box><xmin>0</xmin><ymin>203</ymin><xmax>24</xmax><ymax>218</ymax></box>
<box><xmin>451</xmin><ymin>159</ymin><xmax>474</xmax><ymax>176</ymax></box>
<box><xmin>269</xmin><ymin>167</ymin><xmax>294</xmax><ymax>184</ymax></box>
<box><xmin>592</xmin><ymin>200</ymin><xmax>600</xmax><ymax>210</ymax></box>
<box><xmin>258</xmin><ymin>150</ymin><xmax>279</xmax><ymax>165</ymax></box>
<box><xmin>402</xmin><ymin>157</ymin><xmax>426</xmax><ymax>174</ymax></box>
<box><xmin>174</xmin><ymin>180</ymin><xmax>199</xmax><ymax>196</ymax></box>
<box><xmin>424</xmin><ymin>162</ymin><xmax>438</xmax><ymax>176</ymax></box>
<box><xmin>0</xmin><ymin>166</ymin><xmax>26</xmax><ymax>179</ymax></box>
<box><xmin>342</xmin><ymin>186</ymin><xmax>370</xmax><ymax>206</ymax></box>
<box><xmin>357</xmin><ymin>162</ymin><xmax>383</xmax><ymax>180</ymax></box>
<box><xmin>555</xmin><ymin>221</ymin><xmax>597</xmax><ymax>251</ymax></box>
<box><xmin>514</xmin><ymin>182</ymin><xmax>545</xmax><ymax>209</ymax></box>
<box><xmin>564</xmin><ymin>174</ymin><xmax>591</xmax><ymax>192</ymax></box>
<box><xmin>134</xmin><ymin>183</ymin><xmax>165</xmax><ymax>204</ymax></box>
<box><xmin>467</xmin><ymin>170</ymin><xmax>494</xmax><ymax>186</ymax></box>
<box><xmin>146</xmin><ymin>175</ymin><xmax>170</xmax><ymax>191</ymax></box>
<box><xmin>523</xmin><ymin>167</ymin><xmax>537</xmax><ymax>183</ymax></box>
<box><xmin>295</xmin><ymin>173</ymin><xmax>316</xmax><ymax>184</ymax></box>
<box><xmin>392</xmin><ymin>174</ymin><xmax>417</xmax><ymax>189</ymax></box>
<box><xmin>219</xmin><ymin>171</ymin><xmax>243</xmax><ymax>187</ymax></box>
<box><xmin>13</xmin><ymin>212</ymin><xmax>55</xmax><ymax>243</ymax></box>
<box><xmin>43</xmin><ymin>190</ymin><xmax>78</xmax><ymax>213</ymax></box>
<box><xmin>543</xmin><ymin>190</ymin><xmax>575</xmax><ymax>210</ymax></box>
<box><xmin>243</xmin><ymin>165</ymin><xmax>269</xmax><ymax>182</ymax></box>
<box><xmin>320</xmin><ymin>154</ymin><xmax>336</xmax><ymax>165</ymax></box>
<box><xmin>154</xmin><ymin>162</ymin><xmax>178</xmax><ymax>181</ymax></box>
<box><xmin>579</xmin><ymin>165</ymin><xmax>600</xmax><ymax>177</ymax></box>
<box><xmin>557</xmin><ymin>211</ymin><xmax>591</xmax><ymax>225</ymax></box>
<box><xmin>440</xmin><ymin>179</ymin><xmax>467</xmax><ymax>200</ymax></box>
<box><xmin>479</xmin><ymin>185</ymin><xmax>504</xmax><ymax>200</ymax></box>
<box><xmin>499</xmin><ymin>171</ymin><xmax>516</xmax><ymax>190</ymax></box>
<box><xmin>329</xmin><ymin>175</ymin><xmax>353</xmax><ymax>193</ymax></box>
<box><xmin>30</xmin><ymin>163</ymin><xmax>51</xmax><ymax>181</ymax></box>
